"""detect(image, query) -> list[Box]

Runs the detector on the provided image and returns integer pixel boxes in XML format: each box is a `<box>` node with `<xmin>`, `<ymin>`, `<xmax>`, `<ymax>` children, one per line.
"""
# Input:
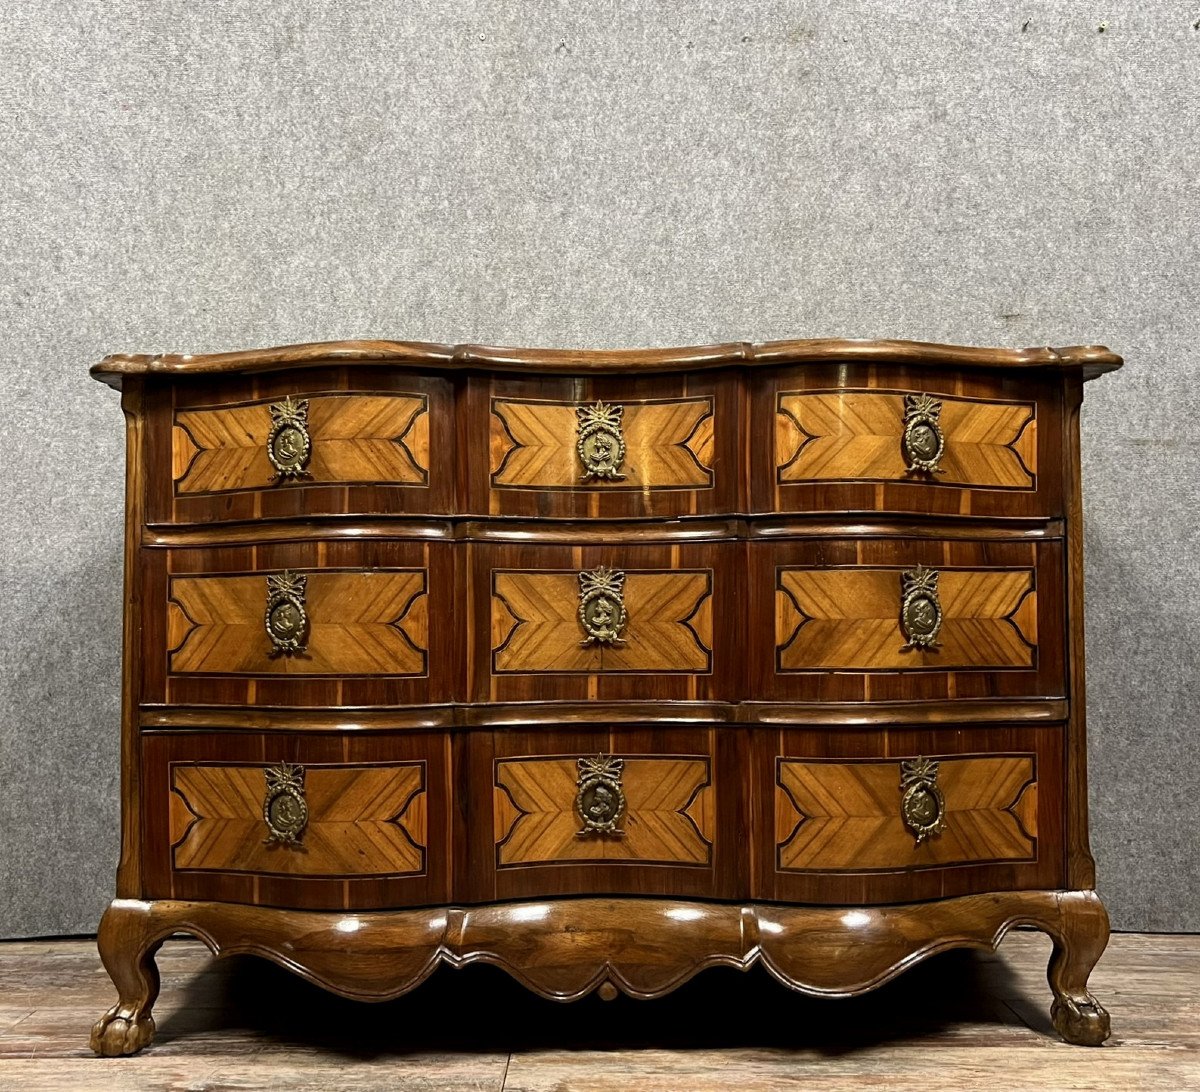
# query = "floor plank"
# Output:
<box><xmin>0</xmin><ymin>929</ymin><xmax>1194</xmax><ymax>1090</ymax></box>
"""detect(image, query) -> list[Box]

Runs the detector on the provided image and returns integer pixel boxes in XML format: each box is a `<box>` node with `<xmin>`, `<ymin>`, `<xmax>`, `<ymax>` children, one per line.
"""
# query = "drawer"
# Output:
<box><xmin>753</xmin><ymin>725</ymin><xmax>1063</xmax><ymax>904</ymax></box>
<box><xmin>463</xmin><ymin>372</ymin><xmax>740</xmax><ymax>518</ymax></box>
<box><xmin>145</xmin><ymin>367</ymin><xmax>455</xmax><ymax>523</ymax></box>
<box><xmin>143</xmin><ymin>540</ymin><xmax>457</xmax><ymax>708</ymax></box>
<box><xmin>469</xmin><ymin>542</ymin><xmax>738</xmax><ymax>703</ymax></box>
<box><xmin>750</xmin><ymin>364</ymin><xmax>1063</xmax><ymax>517</ymax></box>
<box><xmin>458</xmin><ymin>727</ymin><xmax>745</xmax><ymax>902</ymax></box>
<box><xmin>751</xmin><ymin>537</ymin><xmax>1065</xmax><ymax>703</ymax></box>
<box><xmin>141</xmin><ymin>731</ymin><xmax>451</xmax><ymax>910</ymax></box>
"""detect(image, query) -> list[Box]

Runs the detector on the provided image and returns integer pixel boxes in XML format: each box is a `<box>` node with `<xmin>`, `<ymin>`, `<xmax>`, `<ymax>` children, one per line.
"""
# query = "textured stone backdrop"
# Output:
<box><xmin>1</xmin><ymin>1</ymin><xmax>1197</xmax><ymax>937</ymax></box>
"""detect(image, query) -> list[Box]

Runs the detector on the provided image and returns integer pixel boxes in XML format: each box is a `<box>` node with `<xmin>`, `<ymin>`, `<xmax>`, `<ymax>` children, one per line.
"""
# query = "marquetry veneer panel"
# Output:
<box><xmin>776</xmin><ymin>390</ymin><xmax>1036</xmax><ymax>489</ymax></box>
<box><xmin>464</xmin><ymin>372</ymin><xmax>739</xmax><ymax>518</ymax></box>
<box><xmin>749</xmin><ymin>364</ymin><xmax>1064</xmax><ymax>518</ymax></box>
<box><xmin>494</xmin><ymin>756</ymin><xmax>713</xmax><ymax>867</ymax></box>
<box><xmin>170</xmin><ymin>762</ymin><xmax>427</xmax><ymax>877</ymax></box>
<box><xmin>458</xmin><ymin>727</ymin><xmax>743</xmax><ymax>903</ymax></box>
<box><xmin>145</xmin><ymin>368</ymin><xmax>456</xmax><ymax>524</ymax></box>
<box><xmin>751</xmin><ymin>537</ymin><xmax>1065</xmax><ymax>704</ymax></box>
<box><xmin>145</xmin><ymin>540</ymin><xmax>456</xmax><ymax>709</ymax></box>
<box><xmin>776</xmin><ymin>567</ymin><xmax>1037</xmax><ymax>671</ymax></box>
<box><xmin>142</xmin><ymin>731</ymin><xmax>451</xmax><ymax>911</ymax></box>
<box><xmin>490</xmin><ymin>398</ymin><xmax>713</xmax><ymax>490</ymax></box>
<box><xmin>775</xmin><ymin>755</ymin><xmax>1038</xmax><ymax>872</ymax></box>
<box><xmin>491</xmin><ymin>570</ymin><xmax>712</xmax><ymax>675</ymax></box>
<box><xmin>471</xmin><ymin>543</ymin><xmax>737</xmax><ymax>704</ymax></box>
<box><xmin>752</xmin><ymin>725</ymin><xmax>1063</xmax><ymax>906</ymax></box>
<box><xmin>173</xmin><ymin>393</ymin><xmax>429</xmax><ymax>494</ymax></box>
<box><xmin>168</xmin><ymin>570</ymin><xmax>428</xmax><ymax>676</ymax></box>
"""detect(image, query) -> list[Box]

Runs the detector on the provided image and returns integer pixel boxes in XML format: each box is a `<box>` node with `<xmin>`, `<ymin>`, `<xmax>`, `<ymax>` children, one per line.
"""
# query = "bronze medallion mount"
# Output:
<box><xmin>899</xmin><ymin>564</ymin><xmax>943</xmax><ymax>651</ymax></box>
<box><xmin>902</xmin><ymin>393</ymin><xmax>945</xmax><ymax>474</ymax></box>
<box><xmin>263</xmin><ymin>762</ymin><xmax>309</xmax><ymax>845</ymax></box>
<box><xmin>578</xmin><ymin>566</ymin><xmax>628</xmax><ymax>647</ymax></box>
<box><xmin>576</xmin><ymin>400</ymin><xmax>628</xmax><ymax>482</ymax></box>
<box><xmin>575</xmin><ymin>755</ymin><xmax>626</xmax><ymax>837</ymax></box>
<box><xmin>900</xmin><ymin>756</ymin><xmax>946</xmax><ymax>845</ymax></box>
<box><xmin>267</xmin><ymin>395</ymin><xmax>312</xmax><ymax>482</ymax></box>
<box><xmin>265</xmin><ymin>570</ymin><xmax>309</xmax><ymax>656</ymax></box>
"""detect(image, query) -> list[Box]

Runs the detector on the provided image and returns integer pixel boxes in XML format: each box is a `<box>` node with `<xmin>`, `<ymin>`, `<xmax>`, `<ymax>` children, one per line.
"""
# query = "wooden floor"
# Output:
<box><xmin>0</xmin><ymin>930</ymin><xmax>1195</xmax><ymax>1090</ymax></box>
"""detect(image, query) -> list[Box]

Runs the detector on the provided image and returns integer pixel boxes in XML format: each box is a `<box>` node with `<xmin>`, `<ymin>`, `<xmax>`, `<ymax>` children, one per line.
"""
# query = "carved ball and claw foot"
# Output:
<box><xmin>1051</xmin><ymin>995</ymin><xmax>1111</xmax><ymax>1047</ymax></box>
<box><xmin>90</xmin><ymin>1005</ymin><xmax>156</xmax><ymax>1057</ymax></box>
<box><xmin>90</xmin><ymin>900</ymin><xmax>165</xmax><ymax>1057</ymax></box>
<box><xmin>1045</xmin><ymin>889</ymin><xmax>1113</xmax><ymax>1046</ymax></box>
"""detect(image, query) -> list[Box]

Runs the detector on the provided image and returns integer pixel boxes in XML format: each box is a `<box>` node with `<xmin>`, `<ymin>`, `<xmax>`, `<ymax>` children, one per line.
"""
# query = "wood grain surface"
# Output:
<box><xmin>750</xmin><ymin>365</ymin><xmax>1065</xmax><ymax>519</ymax></box>
<box><xmin>471</xmin><ymin>543</ymin><xmax>737</xmax><ymax>704</ymax></box>
<box><xmin>752</xmin><ymin>726</ymin><xmax>1062</xmax><ymax>905</ymax></box>
<box><xmin>494</xmin><ymin>756</ymin><xmax>712</xmax><ymax>867</ymax></box>
<box><xmin>174</xmin><ymin>392</ymin><xmax>428</xmax><ymax>493</ymax></box>
<box><xmin>775</xmin><ymin>755</ymin><xmax>1037</xmax><ymax>872</ymax></box>
<box><xmin>776</xmin><ymin>390</ymin><xmax>1036</xmax><ymax>487</ymax></box>
<box><xmin>775</xmin><ymin>567</ymin><xmax>1037</xmax><ymax>671</ymax></box>
<box><xmin>491</xmin><ymin>570</ymin><xmax>712</xmax><ymax>674</ymax></box>
<box><xmin>168</xmin><ymin>569</ymin><xmax>428</xmax><ymax>676</ymax></box>
<box><xmin>750</xmin><ymin>538</ymin><xmax>1064</xmax><ymax>704</ymax></box>
<box><xmin>144</xmin><ymin>368</ymin><xmax>457</xmax><ymax>524</ymax></box>
<box><xmin>490</xmin><ymin>397</ymin><xmax>713</xmax><ymax>489</ymax></box>
<box><xmin>170</xmin><ymin>762</ymin><xmax>426</xmax><ymax>877</ymax></box>
<box><xmin>141</xmin><ymin>732</ymin><xmax>451</xmax><ymax>911</ymax></box>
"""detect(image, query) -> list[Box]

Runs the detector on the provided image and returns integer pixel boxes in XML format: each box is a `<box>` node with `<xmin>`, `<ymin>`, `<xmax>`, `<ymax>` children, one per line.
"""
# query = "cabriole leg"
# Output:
<box><xmin>1046</xmin><ymin>890</ymin><xmax>1112</xmax><ymax>1046</ymax></box>
<box><xmin>89</xmin><ymin>900</ymin><xmax>165</xmax><ymax>1056</ymax></box>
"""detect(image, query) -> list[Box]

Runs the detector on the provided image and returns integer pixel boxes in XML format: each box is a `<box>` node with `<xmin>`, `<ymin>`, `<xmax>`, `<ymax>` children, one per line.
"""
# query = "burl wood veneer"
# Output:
<box><xmin>88</xmin><ymin>337</ymin><xmax>1121</xmax><ymax>1056</ymax></box>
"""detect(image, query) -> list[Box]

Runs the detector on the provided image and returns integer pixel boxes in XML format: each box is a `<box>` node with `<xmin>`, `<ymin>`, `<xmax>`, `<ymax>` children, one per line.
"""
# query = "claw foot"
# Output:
<box><xmin>90</xmin><ymin>1005</ymin><xmax>156</xmax><ymax>1056</ymax></box>
<box><xmin>1051</xmin><ymin>994</ymin><xmax>1111</xmax><ymax>1046</ymax></box>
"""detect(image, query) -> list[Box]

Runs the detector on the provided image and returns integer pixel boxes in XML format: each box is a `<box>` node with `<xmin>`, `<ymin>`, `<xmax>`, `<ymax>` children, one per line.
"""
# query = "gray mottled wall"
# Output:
<box><xmin>1</xmin><ymin>1</ymin><xmax>1197</xmax><ymax>938</ymax></box>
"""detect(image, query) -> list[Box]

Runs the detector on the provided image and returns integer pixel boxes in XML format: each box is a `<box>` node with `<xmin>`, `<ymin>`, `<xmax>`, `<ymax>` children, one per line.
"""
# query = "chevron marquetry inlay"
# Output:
<box><xmin>776</xmin><ymin>567</ymin><xmax>1036</xmax><ymax>671</ymax></box>
<box><xmin>490</xmin><ymin>398</ymin><xmax>714</xmax><ymax>489</ymax></box>
<box><xmin>491</xmin><ymin>570</ymin><xmax>713</xmax><ymax>674</ymax></box>
<box><xmin>168</xmin><ymin>570</ymin><xmax>428</xmax><ymax>676</ymax></box>
<box><xmin>776</xmin><ymin>390</ymin><xmax>1036</xmax><ymax>488</ymax></box>
<box><xmin>173</xmin><ymin>394</ymin><xmax>429</xmax><ymax>493</ymax></box>
<box><xmin>775</xmin><ymin>755</ymin><xmax>1038</xmax><ymax>872</ymax></box>
<box><xmin>170</xmin><ymin>762</ymin><xmax>427</xmax><ymax>876</ymax></box>
<box><xmin>494</xmin><ymin>756</ymin><xmax>713</xmax><ymax>866</ymax></box>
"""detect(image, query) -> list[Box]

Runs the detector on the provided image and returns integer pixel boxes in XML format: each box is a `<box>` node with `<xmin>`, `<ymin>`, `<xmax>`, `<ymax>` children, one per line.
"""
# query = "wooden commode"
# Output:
<box><xmin>88</xmin><ymin>337</ymin><xmax>1121</xmax><ymax>1054</ymax></box>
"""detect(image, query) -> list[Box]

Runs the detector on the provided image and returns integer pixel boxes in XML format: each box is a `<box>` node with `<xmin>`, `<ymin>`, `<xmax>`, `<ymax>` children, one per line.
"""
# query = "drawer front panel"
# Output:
<box><xmin>775</xmin><ymin>756</ymin><xmax>1037</xmax><ymax>872</ymax></box>
<box><xmin>472</xmin><ymin>543</ymin><xmax>736</xmax><ymax>703</ymax></box>
<box><xmin>174</xmin><ymin>393</ymin><xmax>429</xmax><ymax>493</ymax></box>
<box><xmin>753</xmin><ymin>538</ymin><xmax>1064</xmax><ymax>703</ymax></box>
<box><xmin>170</xmin><ymin>762</ymin><xmax>427</xmax><ymax>876</ymax></box>
<box><xmin>460</xmin><ymin>727</ymin><xmax>744</xmax><ymax>902</ymax></box>
<box><xmin>776</xmin><ymin>391</ymin><xmax>1036</xmax><ymax>489</ymax></box>
<box><xmin>144</xmin><ymin>540</ymin><xmax>456</xmax><ymax>708</ymax></box>
<box><xmin>776</xmin><ymin>567</ymin><xmax>1036</xmax><ymax>672</ymax></box>
<box><xmin>168</xmin><ymin>570</ymin><xmax>428</xmax><ymax>676</ymax></box>
<box><xmin>754</xmin><ymin>726</ymin><xmax>1062</xmax><ymax>904</ymax></box>
<box><xmin>142</xmin><ymin>731</ymin><xmax>450</xmax><ymax>910</ymax></box>
<box><xmin>751</xmin><ymin>365</ymin><xmax>1062</xmax><ymax>517</ymax></box>
<box><xmin>146</xmin><ymin>367</ymin><xmax>455</xmax><ymax>523</ymax></box>
<box><xmin>465</xmin><ymin>373</ymin><xmax>739</xmax><ymax>518</ymax></box>
<box><xmin>495</xmin><ymin>756</ymin><xmax>713</xmax><ymax>867</ymax></box>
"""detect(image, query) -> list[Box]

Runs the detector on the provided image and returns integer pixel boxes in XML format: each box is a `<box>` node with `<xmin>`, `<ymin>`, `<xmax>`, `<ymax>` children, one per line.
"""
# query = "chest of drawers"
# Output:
<box><xmin>88</xmin><ymin>337</ymin><xmax>1121</xmax><ymax>1055</ymax></box>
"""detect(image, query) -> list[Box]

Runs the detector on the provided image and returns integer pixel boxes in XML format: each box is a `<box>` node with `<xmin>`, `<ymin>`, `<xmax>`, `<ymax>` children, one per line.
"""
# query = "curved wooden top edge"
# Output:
<box><xmin>90</xmin><ymin>337</ymin><xmax>1123</xmax><ymax>389</ymax></box>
